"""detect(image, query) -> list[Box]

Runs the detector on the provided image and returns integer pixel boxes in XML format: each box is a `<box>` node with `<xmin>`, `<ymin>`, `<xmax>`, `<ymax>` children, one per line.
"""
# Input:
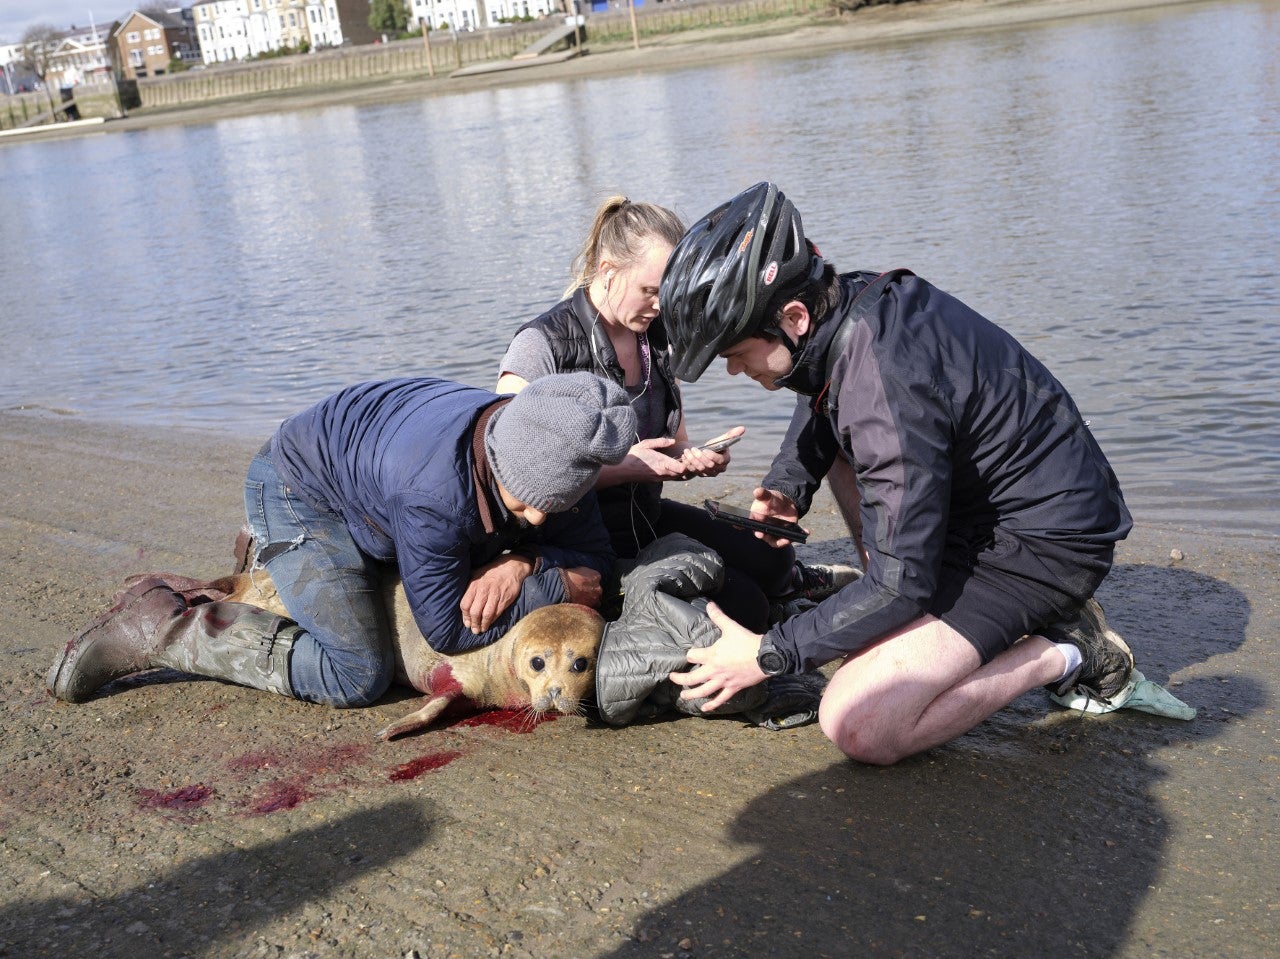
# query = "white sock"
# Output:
<box><xmin>1053</xmin><ymin>641</ymin><xmax>1082</xmax><ymax>682</ymax></box>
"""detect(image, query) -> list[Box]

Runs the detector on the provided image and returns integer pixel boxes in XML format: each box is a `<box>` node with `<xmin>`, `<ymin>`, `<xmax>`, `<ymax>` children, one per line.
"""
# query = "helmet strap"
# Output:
<box><xmin>758</xmin><ymin>324</ymin><xmax>801</xmax><ymax>356</ymax></box>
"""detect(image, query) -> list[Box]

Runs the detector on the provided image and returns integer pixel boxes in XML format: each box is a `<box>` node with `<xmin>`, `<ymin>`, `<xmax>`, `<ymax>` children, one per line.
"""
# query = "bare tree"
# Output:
<box><xmin>20</xmin><ymin>24</ymin><xmax>63</xmax><ymax>116</ymax></box>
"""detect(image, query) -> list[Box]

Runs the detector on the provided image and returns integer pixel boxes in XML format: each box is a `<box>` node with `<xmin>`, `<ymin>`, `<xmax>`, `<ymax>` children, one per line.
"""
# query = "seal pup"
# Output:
<box><xmin>223</xmin><ymin>571</ymin><xmax>603</xmax><ymax>740</ymax></box>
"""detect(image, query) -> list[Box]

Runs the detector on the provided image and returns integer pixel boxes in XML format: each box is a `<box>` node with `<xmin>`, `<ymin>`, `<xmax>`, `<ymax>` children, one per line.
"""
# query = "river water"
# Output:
<box><xmin>1</xmin><ymin>0</ymin><xmax>1276</xmax><ymax>534</ymax></box>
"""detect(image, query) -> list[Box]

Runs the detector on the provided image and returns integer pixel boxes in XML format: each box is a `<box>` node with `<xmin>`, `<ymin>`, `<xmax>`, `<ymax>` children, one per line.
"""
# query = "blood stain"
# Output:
<box><xmin>250</xmin><ymin>778</ymin><xmax>313</xmax><ymax>814</ymax></box>
<box><xmin>427</xmin><ymin>662</ymin><xmax>464</xmax><ymax>698</ymax></box>
<box><xmin>301</xmin><ymin>741</ymin><xmax>370</xmax><ymax>776</ymax></box>
<box><xmin>226</xmin><ymin>751</ymin><xmax>277</xmax><ymax>774</ymax></box>
<box><xmin>457</xmin><ymin>709</ymin><xmax>557</xmax><ymax>733</ymax></box>
<box><xmin>137</xmin><ymin>784</ymin><xmax>214</xmax><ymax>811</ymax></box>
<box><xmin>389</xmin><ymin>750</ymin><xmax>465</xmax><ymax>782</ymax></box>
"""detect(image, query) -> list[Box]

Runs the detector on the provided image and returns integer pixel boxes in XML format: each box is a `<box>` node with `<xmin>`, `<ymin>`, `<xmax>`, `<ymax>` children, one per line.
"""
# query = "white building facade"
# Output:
<box><xmin>48</xmin><ymin>26</ymin><xmax>113</xmax><ymax>87</ymax></box>
<box><xmin>483</xmin><ymin>0</ymin><xmax>560</xmax><ymax>23</ymax></box>
<box><xmin>404</xmin><ymin>0</ymin><xmax>557</xmax><ymax>31</ymax></box>
<box><xmin>194</xmin><ymin>0</ymin><xmax>345</xmax><ymax>64</ymax></box>
<box><xmin>304</xmin><ymin>0</ymin><xmax>345</xmax><ymax>48</ymax></box>
<box><xmin>193</xmin><ymin>0</ymin><xmax>253</xmax><ymax>62</ymax></box>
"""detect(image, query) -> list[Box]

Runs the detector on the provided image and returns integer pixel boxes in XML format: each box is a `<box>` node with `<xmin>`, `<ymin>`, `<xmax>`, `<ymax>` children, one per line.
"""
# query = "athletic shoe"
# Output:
<box><xmin>785</xmin><ymin>561</ymin><xmax>863</xmax><ymax>602</ymax></box>
<box><xmin>1043</xmin><ymin>598</ymin><xmax>1134</xmax><ymax>703</ymax></box>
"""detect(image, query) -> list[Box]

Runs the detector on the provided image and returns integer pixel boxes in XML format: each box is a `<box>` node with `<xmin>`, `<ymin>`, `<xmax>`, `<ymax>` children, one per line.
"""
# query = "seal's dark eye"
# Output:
<box><xmin>530</xmin><ymin>656</ymin><xmax>545</xmax><ymax>672</ymax></box>
<box><xmin>571</xmin><ymin>657</ymin><xmax>589</xmax><ymax>673</ymax></box>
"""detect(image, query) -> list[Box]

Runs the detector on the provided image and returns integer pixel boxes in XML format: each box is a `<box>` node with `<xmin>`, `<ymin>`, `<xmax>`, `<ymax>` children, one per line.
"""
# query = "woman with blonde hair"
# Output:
<box><xmin>496</xmin><ymin>196</ymin><xmax>856</xmax><ymax>629</ymax></box>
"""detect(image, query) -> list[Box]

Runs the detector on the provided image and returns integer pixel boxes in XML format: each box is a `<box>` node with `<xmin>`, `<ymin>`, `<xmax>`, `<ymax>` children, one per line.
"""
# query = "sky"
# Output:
<box><xmin>0</xmin><ymin>2</ymin><xmax>132</xmax><ymax>45</ymax></box>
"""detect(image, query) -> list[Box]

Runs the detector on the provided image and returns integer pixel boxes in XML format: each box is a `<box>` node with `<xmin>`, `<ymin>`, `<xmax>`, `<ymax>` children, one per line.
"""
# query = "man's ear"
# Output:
<box><xmin>779</xmin><ymin>301</ymin><xmax>811</xmax><ymax>339</ymax></box>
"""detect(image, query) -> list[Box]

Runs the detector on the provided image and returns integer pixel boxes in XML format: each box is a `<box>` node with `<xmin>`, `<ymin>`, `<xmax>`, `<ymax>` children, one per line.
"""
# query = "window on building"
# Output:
<box><xmin>130</xmin><ymin>49</ymin><xmax>143</xmax><ymax>65</ymax></box>
<box><xmin>126</xmin><ymin>30</ymin><xmax>140</xmax><ymax>42</ymax></box>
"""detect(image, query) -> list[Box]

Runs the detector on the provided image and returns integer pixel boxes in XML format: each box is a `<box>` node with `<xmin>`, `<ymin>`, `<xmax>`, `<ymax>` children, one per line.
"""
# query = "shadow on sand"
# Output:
<box><xmin>0</xmin><ymin>799</ymin><xmax>431</xmax><ymax>956</ymax></box>
<box><xmin>602</xmin><ymin>559</ymin><xmax>1260</xmax><ymax>958</ymax></box>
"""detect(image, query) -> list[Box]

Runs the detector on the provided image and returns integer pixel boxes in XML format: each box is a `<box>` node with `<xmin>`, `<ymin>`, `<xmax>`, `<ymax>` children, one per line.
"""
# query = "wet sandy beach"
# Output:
<box><xmin>2</xmin><ymin>405</ymin><xmax>1276</xmax><ymax>957</ymax></box>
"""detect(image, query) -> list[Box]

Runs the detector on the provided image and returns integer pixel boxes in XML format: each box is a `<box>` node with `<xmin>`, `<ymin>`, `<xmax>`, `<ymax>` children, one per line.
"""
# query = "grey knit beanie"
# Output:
<box><xmin>485</xmin><ymin>372</ymin><xmax>636</xmax><ymax>513</ymax></box>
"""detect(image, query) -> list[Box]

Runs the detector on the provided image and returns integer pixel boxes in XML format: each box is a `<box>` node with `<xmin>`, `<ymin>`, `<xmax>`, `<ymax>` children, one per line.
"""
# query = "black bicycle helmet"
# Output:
<box><xmin>660</xmin><ymin>181</ymin><xmax>819</xmax><ymax>382</ymax></box>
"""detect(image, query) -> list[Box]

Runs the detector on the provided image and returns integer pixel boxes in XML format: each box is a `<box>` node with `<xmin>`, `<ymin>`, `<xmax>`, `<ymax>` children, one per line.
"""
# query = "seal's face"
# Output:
<box><xmin>510</xmin><ymin>603</ymin><xmax>604</xmax><ymax>714</ymax></box>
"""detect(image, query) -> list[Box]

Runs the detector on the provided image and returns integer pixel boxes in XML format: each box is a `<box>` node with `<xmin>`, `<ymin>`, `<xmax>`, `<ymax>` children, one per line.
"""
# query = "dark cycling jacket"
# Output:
<box><xmin>267</xmin><ymin>377</ymin><xmax>614</xmax><ymax>654</ymax></box>
<box><xmin>762</xmin><ymin>272</ymin><xmax>1132</xmax><ymax>673</ymax></box>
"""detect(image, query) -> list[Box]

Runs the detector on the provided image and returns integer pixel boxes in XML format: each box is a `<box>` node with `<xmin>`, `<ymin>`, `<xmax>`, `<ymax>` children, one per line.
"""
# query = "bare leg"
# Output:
<box><xmin>825</xmin><ymin>458</ymin><xmax>868</xmax><ymax>569</ymax></box>
<box><xmin>818</xmin><ymin>615</ymin><xmax>1062</xmax><ymax>765</ymax></box>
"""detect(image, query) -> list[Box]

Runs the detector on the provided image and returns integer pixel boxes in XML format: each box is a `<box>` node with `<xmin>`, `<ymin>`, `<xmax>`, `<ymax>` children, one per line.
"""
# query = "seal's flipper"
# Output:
<box><xmin>375</xmin><ymin>694</ymin><xmax>452</xmax><ymax>740</ymax></box>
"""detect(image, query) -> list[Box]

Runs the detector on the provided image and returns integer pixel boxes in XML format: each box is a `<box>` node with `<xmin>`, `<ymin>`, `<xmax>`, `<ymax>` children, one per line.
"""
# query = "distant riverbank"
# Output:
<box><xmin>3</xmin><ymin>0</ymin><xmax>1216</xmax><ymax>144</ymax></box>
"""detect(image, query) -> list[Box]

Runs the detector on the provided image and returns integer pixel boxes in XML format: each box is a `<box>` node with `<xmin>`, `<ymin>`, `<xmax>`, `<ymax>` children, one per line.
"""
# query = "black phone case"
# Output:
<box><xmin>703</xmin><ymin>499</ymin><xmax>809</xmax><ymax>543</ymax></box>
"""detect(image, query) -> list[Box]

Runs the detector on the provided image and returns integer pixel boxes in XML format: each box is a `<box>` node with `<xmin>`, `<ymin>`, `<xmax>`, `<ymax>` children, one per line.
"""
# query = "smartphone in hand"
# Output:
<box><xmin>703</xmin><ymin>499</ymin><xmax>808</xmax><ymax>543</ymax></box>
<box><xmin>698</xmin><ymin>434</ymin><xmax>742</xmax><ymax>453</ymax></box>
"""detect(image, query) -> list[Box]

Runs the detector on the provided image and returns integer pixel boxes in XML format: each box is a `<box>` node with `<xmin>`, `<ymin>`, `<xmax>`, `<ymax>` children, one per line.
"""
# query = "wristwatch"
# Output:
<box><xmin>756</xmin><ymin>637</ymin><xmax>787</xmax><ymax>677</ymax></box>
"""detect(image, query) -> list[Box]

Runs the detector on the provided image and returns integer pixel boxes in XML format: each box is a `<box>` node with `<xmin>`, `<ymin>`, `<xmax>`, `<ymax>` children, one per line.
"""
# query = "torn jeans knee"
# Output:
<box><xmin>255</xmin><ymin>532</ymin><xmax>306</xmax><ymax>568</ymax></box>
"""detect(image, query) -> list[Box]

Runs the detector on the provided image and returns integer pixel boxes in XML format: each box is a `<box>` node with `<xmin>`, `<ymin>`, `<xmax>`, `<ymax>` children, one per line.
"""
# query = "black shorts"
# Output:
<box><xmin>928</xmin><ymin>526</ymin><xmax>1115</xmax><ymax>664</ymax></box>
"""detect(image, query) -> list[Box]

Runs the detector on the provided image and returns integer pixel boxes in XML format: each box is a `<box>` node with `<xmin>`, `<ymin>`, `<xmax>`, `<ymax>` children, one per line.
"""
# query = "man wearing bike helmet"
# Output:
<box><xmin>661</xmin><ymin>181</ymin><xmax>1134</xmax><ymax>765</ymax></box>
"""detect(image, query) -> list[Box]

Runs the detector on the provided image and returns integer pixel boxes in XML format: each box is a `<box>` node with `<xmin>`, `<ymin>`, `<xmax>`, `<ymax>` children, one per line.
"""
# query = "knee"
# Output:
<box><xmin>319</xmin><ymin>676</ymin><xmax>391</xmax><ymax>709</ymax></box>
<box><xmin>818</xmin><ymin>697</ymin><xmax>908</xmax><ymax>767</ymax></box>
<box><xmin>315</xmin><ymin>661</ymin><xmax>393</xmax><ymax>709</ymax></box>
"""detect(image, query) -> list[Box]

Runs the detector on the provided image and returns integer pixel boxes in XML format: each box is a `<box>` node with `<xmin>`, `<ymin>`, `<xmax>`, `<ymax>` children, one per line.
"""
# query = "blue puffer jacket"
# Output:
<box><xmin>267</xmin><ymin>377</ymin><xmax>615</xmax><ymax>653</ymax></box>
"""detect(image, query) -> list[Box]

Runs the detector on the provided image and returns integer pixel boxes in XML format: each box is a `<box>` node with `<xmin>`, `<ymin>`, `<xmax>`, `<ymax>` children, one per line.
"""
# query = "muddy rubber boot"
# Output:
<box><xmin>48</xmin><ymin>577</ymin><xmax>189</xmax><ymax>703</ymax></box>
<box><xmin>48</xmin><ymin>576</ymin><xmax>298</xmax><ymax>702</ymax></box>
<box><xmin>150</xmin><ymin>601</ymin><xmax>297</xmax><ymax>697</ymax></box>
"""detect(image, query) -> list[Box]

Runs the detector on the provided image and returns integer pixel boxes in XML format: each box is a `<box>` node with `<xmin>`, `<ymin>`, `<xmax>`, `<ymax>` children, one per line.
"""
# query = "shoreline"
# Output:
<box><xmin>1</xmin><ymin>402</ymin><xmax>1275</xmax><ymax>546</ymax></box>
<box><xmin>5</xmin><ymin>401</ymin><xmax>1275</xmax><ymax>541</ymax></box>
<box><xmin>4</xmin><ymin>0</ymin><xmax>1219</xmax><ymax>143</ymax></box>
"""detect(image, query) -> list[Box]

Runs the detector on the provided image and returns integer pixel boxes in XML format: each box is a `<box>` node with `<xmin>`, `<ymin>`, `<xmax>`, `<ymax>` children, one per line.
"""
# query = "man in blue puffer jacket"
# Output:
<box><xmin>49</xmin><ymin>373</ymin><xmax>634</xmax><ymax>709</ymax></box>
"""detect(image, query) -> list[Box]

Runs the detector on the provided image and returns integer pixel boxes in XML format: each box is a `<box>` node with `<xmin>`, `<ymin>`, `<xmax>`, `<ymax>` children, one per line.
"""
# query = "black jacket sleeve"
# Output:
<box><xmin>761</xmin><ymin>396</ymin><xmax>842</xmax><ymax>516</ymax></box>
<box><xmin>766</xmin><ymin>349</ymin><xmax>950</xmax><ymax>672</ymax></box>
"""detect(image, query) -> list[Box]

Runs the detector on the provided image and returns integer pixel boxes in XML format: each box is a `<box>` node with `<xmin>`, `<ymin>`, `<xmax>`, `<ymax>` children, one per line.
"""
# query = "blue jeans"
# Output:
<box><xmin>244</xmin><ymin>451</ymin><xmax>394</xmax><ymax>707</ymax></box>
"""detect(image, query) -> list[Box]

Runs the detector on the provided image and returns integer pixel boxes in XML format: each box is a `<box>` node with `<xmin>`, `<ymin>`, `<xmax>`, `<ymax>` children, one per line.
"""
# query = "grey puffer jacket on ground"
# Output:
<box><xmin>595</xmin><ymin>534</ymin><xmax>826</xmax><ymax>728</ymax></box>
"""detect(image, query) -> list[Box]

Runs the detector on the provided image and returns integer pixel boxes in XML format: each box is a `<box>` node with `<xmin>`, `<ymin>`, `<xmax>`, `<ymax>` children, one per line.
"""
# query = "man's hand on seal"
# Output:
<box><xmin>668</xmin><ymin>601</ymin><xmax>768</xmax><ymax>711</ymax></box>
<box><xmin>462</xmin><ymin>554</ymin><xmax>534</xmax><ymax>633</ymax></box>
